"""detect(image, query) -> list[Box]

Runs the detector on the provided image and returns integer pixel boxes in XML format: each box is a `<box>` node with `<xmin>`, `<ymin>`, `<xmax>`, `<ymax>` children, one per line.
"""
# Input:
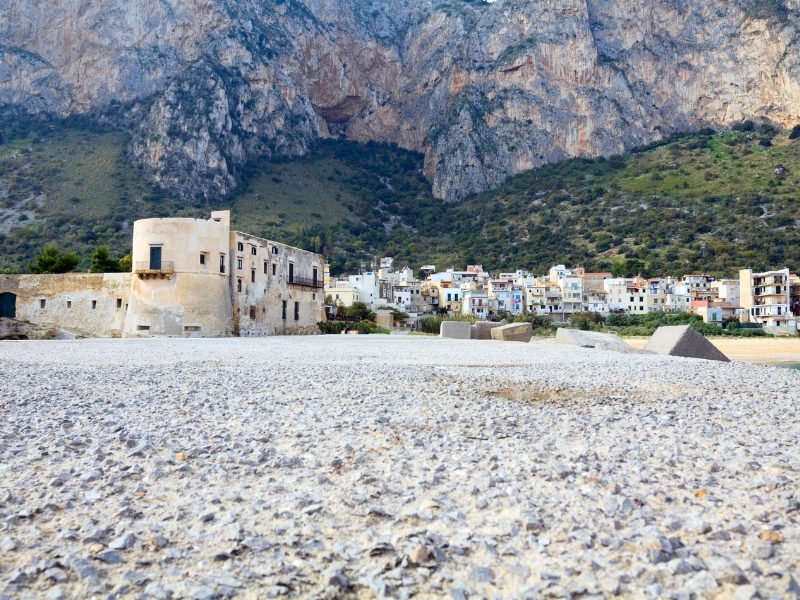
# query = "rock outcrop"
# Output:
<box><xmin>0</xmin><ymin>317</ymin><xmax>58</xmax><ymax>340</ymax></box>
<box><xmin>2</xmin><ymin>0</ymin><xmax>799</xmax><ymax>201</ymax></box>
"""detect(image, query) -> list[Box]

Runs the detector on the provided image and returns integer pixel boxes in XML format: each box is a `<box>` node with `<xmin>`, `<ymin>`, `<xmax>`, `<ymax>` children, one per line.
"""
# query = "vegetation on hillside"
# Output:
<box><xmin>1</xmin><ymin>116</ymin><xmax>799</xmax><ymax>278</ymax></box>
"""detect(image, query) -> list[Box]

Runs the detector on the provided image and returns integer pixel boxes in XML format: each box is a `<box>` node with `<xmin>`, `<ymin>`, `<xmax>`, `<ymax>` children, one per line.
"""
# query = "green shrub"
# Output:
<box><xmin>29</xmin><ymin>244</ymin><xmax>79</xmax><ymax>274</ymax></box>
<box><xmin>317</xmin><ymin>320</ymin><xmax>389</xmax><ymax>335</ymax></box>
<box><xmin>318</xmin><ymin>321</ymin><xmax>348</xmax><ymax>334</ymax></box>
<box><xmin>605</xmin><ymin>311</ymin><xmax>766</xmax><ymax>337</ymax></box>
<box><xmin>340</xmin><ymin>301</ymin><xmax>376</xmax><ymax>322</ymax></box>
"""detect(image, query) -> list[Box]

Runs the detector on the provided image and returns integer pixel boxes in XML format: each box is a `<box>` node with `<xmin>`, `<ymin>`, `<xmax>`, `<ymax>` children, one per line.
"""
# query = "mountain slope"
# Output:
<box><xmin>1</xmin><ymin>0</ymin><xmax>799</xmax><ymax>202</ymax></box>
<box><xmin>1</xmin><ymin>119</ymin><xmax>798</xmax><ymax>276</ymax></box>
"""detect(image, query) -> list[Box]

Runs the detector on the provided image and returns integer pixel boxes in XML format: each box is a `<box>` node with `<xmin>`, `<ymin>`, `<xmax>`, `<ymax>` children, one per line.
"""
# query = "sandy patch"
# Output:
<box><xmin>625</xmin><ymin>335</ymin><xmax>800</xmax><ymax>365</ymax></box>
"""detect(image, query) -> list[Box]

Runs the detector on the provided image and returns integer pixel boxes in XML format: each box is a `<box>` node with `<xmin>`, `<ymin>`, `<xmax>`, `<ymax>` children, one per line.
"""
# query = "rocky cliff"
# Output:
<box><xmin>2</xmin><ymin>0</ymin><xmax>799</xmax><ymax>201</ymax></box>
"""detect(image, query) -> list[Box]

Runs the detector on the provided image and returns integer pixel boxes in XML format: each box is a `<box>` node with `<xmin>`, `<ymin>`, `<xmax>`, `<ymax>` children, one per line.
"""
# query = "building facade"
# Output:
<box><xmin>0</xmin><ymin>211</ymin><xmax>325</xmax><ymax>338</ymax></box>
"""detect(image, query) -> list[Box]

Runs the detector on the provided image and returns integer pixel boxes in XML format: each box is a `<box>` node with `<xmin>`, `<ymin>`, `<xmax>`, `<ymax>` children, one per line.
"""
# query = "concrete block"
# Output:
<box><xmin>471</xmin><ymin>321</ymin><xmax>504</xmax><ymax>340</ymax></box>
<box><xmin>490</xmin><ymin>322</ymin><xmax>533</xmax><ymax>342</ymax></box>
<box><xmin>439</xmin><ymin>320</ymin><xmax>471</xmax><ymax>339</ymax></box>
<box><xmin>644</xmin><ymin>325</ymin><xmax>730</xmax><ymax>362</ymax></box>
<box><xmin>375</xmin><ymin>310</ymin><xmax>394</xmax><ymax>330</ymax></box>
<box><xmin>556</xmin><ymin>328</ymin><xmax>636</xmax><ymax>352</ymax></box>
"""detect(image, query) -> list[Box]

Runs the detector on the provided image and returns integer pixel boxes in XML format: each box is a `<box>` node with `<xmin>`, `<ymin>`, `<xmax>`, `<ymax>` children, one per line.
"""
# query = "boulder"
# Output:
<box><xmin>644</xmin><ymin>325</ymin><xmax>729</xmax><ymax>362</ymax></box>
<box><xmin>471</xmin><ymin>321</ymin><xmax>504</xmax><ymax>340</ymax></box>
<box><xmin>0</xmin><ymin>318</ymin><xmax>27</xmax><ymax>340</ymax></box>
<box><xmin>490</xmin><ymin>322</ymin><xmax>533</xmax><ymax>343</ymax></box>
<box><xmin>0</xmin><ymin>318</ymin><xmax>58</xmax><ymax>340</ymax></box>
<box><xmin>439</xmin><ymin>320</ymin><xmax>471</xmax><ymax>339</ymax></box>
<box><xmin>556</xmin><ymin>328</ymin><xmax>638</xmax><ymax>353</ymax></box>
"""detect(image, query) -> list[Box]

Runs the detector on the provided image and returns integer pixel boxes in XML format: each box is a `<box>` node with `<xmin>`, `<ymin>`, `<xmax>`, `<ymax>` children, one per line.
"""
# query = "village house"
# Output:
<box><xmin>739</xmin><ymin>268</ymin><xmax>797</xmax><ymax>333</ymax></box>
<box><xmin>317</xmin><ymin>258</ymin><xmax>800</xmax><ymax>335</ymax></box>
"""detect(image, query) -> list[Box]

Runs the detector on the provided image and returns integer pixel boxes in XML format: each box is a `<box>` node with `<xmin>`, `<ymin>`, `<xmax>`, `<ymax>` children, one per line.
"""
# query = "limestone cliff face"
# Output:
<box><xmin>2</xmin><ymin>0</ymin><xmax>799</xmax><ymax>201</ymax></box>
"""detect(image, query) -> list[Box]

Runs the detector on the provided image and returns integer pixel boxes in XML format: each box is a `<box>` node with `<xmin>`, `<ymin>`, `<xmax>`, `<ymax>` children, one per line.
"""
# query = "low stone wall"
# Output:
<box><xmin>0</xmin><ymin>274</ymin><xmax>131</xmax><ymax>338</ymax></box>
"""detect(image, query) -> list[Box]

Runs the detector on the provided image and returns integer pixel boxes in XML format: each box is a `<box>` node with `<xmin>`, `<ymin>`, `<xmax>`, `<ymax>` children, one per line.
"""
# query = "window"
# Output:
<box><xmin>272</xmin><ymin>246</ymin><xmax>279</xmax><ymax>255</ymax></box>
<box><xmin>249</xmin><ymin>306</ymin><xmax>256</xmax><ymax>319</ymax></box>
<box><xmin>313</xmin><ymin>267</ymin><xmax>318</xmax><ymax>286</ymax></box>
<box><xmin>237</xmin><ymin>242</ymin><xmax>244</xmax><ymax>252</ymax></box>
<box><xmin>272</xmin><ymin>263</ymin><xmax>276</xmax><ymax>276</ymax></box>
<box><xmin>39</xmin><ymin>299</ymin><xmax>46</xmax><ymax>309</ymax></box>
<box><xmin>288</xmin><ymin>263</ymin><xmax>294</xmax><ymax>283</ymax></box>
<box><xmin>264</xmin><ymin>261</ymin><xmax>268</xmax><ymax>274</ymax></box>
<box><xmin>237</xmin><ymin>259</ymin><xmax>243</xmax><ymax>270</ymax></box>
<box><xmin>184</xmin><ymin>325</ymin><xmax>201</xmax><ymax>333</ymax></box>
<box><xmin>91</xmin><ymin>300</ymin><xmax>97</xmax><ymax>310</ymax></box>
<box><xmin>219</xmin><ymin>255</ymin><xmax>226</xmax><ymax>274</ymax></box>
<box><xmin>251</xmin><ymin>246</ymin><xmax>257</xmax><ymax>255</ymax></box>
<box><xmin>137</xmin><ymin>325</ymin><xmax>150</xmax><ymax>331</ymax></box>
<box><xmin>66</xmin><ymin>300</ymin><xmax>72</xmax><ymax>309</ymax></box>
<box><xmin>294</xmin><ymin>302</ymin><xmax>299</xmax><ymax>321</ymax></box>
<box><xmin>116</xmin><ymin>298</ymin><xmax>122</xmax><ymax>309</ymax></box>
<box><xmin>149</xmin><ymin>246</ymin><xmax>162</xmax><ymax>270</ymax></box>
<box><xmin>282</xmin><ymin>300</ymin><xmax>287</xmax><ymax>320</ymax></box>
<box><xmin>237</xmin><ymin>279</ymin><xmax>242</xmax><ymax>292</ymax></box>
<box><xmin>200</xmin><ymin>253</ymin><xmax>206</xmax><ymax>266</ymax></box>
<box><xmin>251</xmin><ymin>270</ymin><xmax>255</xmax><ymax>283</ymax></box>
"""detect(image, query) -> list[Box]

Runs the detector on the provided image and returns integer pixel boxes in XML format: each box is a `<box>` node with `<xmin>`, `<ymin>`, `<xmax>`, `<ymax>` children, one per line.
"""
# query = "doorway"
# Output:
<box><xmin>0</xmin><ymin>293</ymin><xmax>16</xmax><ymax>319</ymax></box>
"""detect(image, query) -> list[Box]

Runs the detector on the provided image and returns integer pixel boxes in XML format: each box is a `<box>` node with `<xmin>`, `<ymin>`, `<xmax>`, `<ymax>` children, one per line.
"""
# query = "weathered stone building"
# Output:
<box><xmin>0</xmin><ymin>211</ymin><xmax>325</xmax><ymax>338</ymax></box>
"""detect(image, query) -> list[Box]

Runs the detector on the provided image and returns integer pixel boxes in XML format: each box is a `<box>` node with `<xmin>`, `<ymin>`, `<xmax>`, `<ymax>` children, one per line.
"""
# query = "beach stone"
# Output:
<box><xmin>471</xmin><ymin>321</ymin><xmax>504</xmax><ymax>340</ymax></box>
<box><xmin>490</xmin><ymin>323</ymin><xmax>533</xmax><ymax>342</ymax></box>
<box><xmin>109</xmin><ymin>533</ymin><xmax>136</xmax><ymax>550</ymax></box>
<box><xmin>1</xmin><ymin>537</ymin><xmax>17</xmax><ymax>552</ymax></box>
<box><xmin>439</xmin><ymin>321</ymin><xmax>471</xmax><ymax>340</ymax></box>
<box><xmin>644</xmin><ymin>325</ymin><xmax>730</xmax><ymax>362</ymax></box>
<box><xmin>2</xmin><ymin>335</ymin><xmax>798</xmax><ymax>598</ymax></box>
<box><xmin>69</xmin><ymin>557</ymin><xmax>98</xmax><ymax>580</ymax></box>
<box><xmin>45</xmin><ymin>567</ymin><xmax>69</xmax><ymax>583</ymax></box>
<box><xmin>96</xmin><ymin>549</ymin><xmax>123</xmax><ymax>564</ymax></box>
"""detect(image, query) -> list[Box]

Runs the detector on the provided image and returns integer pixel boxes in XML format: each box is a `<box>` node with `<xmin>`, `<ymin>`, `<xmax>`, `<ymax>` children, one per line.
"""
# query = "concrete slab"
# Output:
<box><xmin>556</xmin><ymin>328</ymin><xmax>636</xmax><ymax>352</ymax></box>
<box><xmin>490</xmin><ymin>322</ymin><xmax>533</xmax><ymax>343</ymax></box>
<box><xmin>440</xmin><ymin>320</ymin><xmax>471</xmax><ymax>339</ymax></box>
<box><xmin>471</xmin><ymin>321</ymin><xmax>504</xmax><ymax>340</ymax></box>
<box><xmin>644</xmin><ymin>325</ymin><xmax>730</xmax><ymax>362</ymax></box>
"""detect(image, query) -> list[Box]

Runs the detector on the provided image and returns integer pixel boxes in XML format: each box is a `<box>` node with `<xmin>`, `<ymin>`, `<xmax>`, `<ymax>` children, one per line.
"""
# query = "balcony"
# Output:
<box><xmin>135</xmin><ymin>261</ymin><xmax>175</xmax><ymax>278</ymax></box>
<box><xmin>288</xmin><ymin>275</ymin><xmax>323</xmax><ymax>289</ymax></box>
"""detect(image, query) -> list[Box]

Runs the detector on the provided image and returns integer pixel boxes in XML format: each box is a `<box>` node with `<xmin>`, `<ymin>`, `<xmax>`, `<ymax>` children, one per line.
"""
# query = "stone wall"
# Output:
<box><xmin>0</xmin><ymin>273</ymin><xmax>131</xmax><ymax>337</ymax></box>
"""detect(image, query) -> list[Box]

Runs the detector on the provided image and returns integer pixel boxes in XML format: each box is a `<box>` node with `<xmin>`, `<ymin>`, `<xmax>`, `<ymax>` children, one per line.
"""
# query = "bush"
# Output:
<box><xmin>568</xmin><ymin>312</ymin><xmax>604</xmax><ymax>331</ymax></box>
<box><xmin>89</xmin><ymin>246</ymin><xmax>125</xmax><ymax>273</ymax></box>
<box><xmin>339</xmin><ymin>301</ymin><xmax>376</xmax><ymax>322</ymax></box>
<box><xmin>317</xmin><ymin>320</ymin><xmax>389</xmax><ymax>335</ymax></box>
<box><xmin>604</xmin><ymin>311</ymin><xmax>766</xmax><ymax>337</ymax></box>
<box><xmin>29</xmin><ymin>244</ymin><xmax>80</xmax><ymax>274</ymax></box>
<box><xmin>789</xmin><ymin>125</ymin><xmax>800</xmax><ymax>140</ymax></box>
<box><xmin>318</xmin><ymin>321</ymin><xmax>348</xmax><ymax>334</ymax></box>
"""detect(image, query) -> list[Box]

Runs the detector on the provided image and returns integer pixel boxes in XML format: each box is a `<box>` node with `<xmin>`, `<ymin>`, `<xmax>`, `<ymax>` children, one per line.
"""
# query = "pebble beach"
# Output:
<box><xmin>1</xmin><ymin>336</ymin><xmax>798</xmax><ymax>598</ymax></box>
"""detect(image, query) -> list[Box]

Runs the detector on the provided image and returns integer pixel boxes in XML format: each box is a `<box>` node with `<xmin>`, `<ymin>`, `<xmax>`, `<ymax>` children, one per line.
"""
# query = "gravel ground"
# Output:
<box><xmin>0</xmin><ymin>336</ymin><xmax>798</xmax><ymax>599</ymax></box>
